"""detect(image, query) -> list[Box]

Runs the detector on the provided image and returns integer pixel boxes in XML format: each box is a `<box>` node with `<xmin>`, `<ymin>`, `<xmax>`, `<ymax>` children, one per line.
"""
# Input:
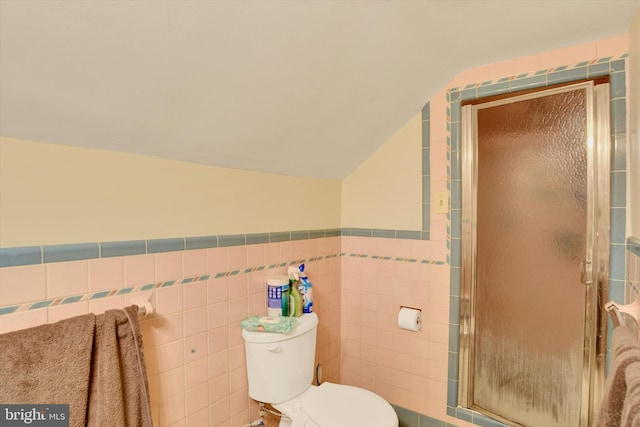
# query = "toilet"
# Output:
<box><xmin>242</xmin><ymin>312</ymin><xmax>399</xmax><ymax>427</ymax></box>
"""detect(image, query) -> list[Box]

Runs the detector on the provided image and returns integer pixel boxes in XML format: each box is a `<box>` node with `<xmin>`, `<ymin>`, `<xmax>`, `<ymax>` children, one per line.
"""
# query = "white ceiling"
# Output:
<box><xmin>1</xmin><ymin>1</ymin><xmax>638</xmax><ymax>180</ymax></box>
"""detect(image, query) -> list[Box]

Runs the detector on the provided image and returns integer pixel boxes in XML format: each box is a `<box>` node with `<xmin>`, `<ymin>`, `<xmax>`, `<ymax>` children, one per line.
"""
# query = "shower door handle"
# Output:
<box><xmin>582</xmin><ymin>260</ymin><xmax>593</xmax><ymax>286</ymax></box>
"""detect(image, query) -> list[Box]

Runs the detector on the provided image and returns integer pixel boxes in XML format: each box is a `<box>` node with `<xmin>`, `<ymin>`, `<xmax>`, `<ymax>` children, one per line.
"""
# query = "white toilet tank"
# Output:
<box><xmin>242</xmin><ymin>312</ymin><xmax>318</xmax><ymax>404</ymax></box>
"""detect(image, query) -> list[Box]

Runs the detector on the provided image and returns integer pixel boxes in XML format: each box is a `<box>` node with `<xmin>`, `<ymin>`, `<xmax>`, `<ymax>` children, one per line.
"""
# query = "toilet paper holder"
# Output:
<box><xmin>397</xmin><ymin>306</ymin><xmax>422</xmax><ymax>332</ymax></box>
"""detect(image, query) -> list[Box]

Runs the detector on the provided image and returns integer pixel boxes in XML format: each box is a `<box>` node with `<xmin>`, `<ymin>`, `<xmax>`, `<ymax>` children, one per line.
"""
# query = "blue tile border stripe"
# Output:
<box><xmin>0</xmin><ymin>246</ymin><xmax>42</xmax><ymax>267</ymax></box>
<box><xmin>453</xmin><ymin>55</ymin><xmax>627</xmax><ymax>102</ymax></box>
<box><xmin>0</xmin><ymin>306</ymin><xmax>19</xmax><ymax>315</ymax></box>
<box><xmin>0</xmin><ymin>228</ymin><xmax>441</xmax><ymax>268</ymax></box>
<box><xmin>422</xmin><ymin>102</ymin><xmax>431</xmax><ymax>235</ymax></box>
<box><xmin>101</xmin><ymin>240</ymin><xmax>146</xmax><ymax>258</ymax></box>
<box><xmin>147</xmin><ymin>238</ymin><xmax>185</xmax><ymax>253</ymax></box>
<box><xmin>393</xmin><ymin>404</ymin><xmax>467</xmax><ymax>427</ymax></box>
<box><xmin>43</xmin><ymin>243</ymin><xmax>99</xmax><ymax>264</ymax></box>
<box><xmin>0</xmin><ymin>250</ymin><xmax>438</xmax><ymax>316</ymax></box>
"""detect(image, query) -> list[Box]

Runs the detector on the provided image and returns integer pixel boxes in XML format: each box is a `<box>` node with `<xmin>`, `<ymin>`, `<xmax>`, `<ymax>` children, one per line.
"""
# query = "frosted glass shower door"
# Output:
<box><xmin>460</xmin><ymin>82</ymin><xmax>609</xmax><ymax>427</ymax></box>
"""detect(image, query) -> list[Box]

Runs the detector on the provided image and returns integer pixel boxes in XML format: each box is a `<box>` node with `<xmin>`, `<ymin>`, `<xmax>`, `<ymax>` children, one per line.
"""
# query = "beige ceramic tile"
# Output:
<box><xmin>185</xmin><ymin>382</ymin><xmax>208</xmax><ymax>417</ymax></box>
<box><xmin>208</xmin><ymin>302</ymin><xmax>228</xmax><ymax>329</ymax></box>
<box><xmin>229</xmin><ymin>388</ymin><xmax>249</xmax><ymax>417</ymax></box>
<box><xmin>248</xmin><ymin>291</ymin><xmax>267</xmax><ymax>316</ymax></box>
<box><xmin>293</xmin><ymin>239</ymin><xmax>310</xmax><ymax>260</ymax></box>
<box><xmin>246</xmin><ymin>244</ymin><xmax>264</xmax><ymax>268</ymax></box>
<box><xmin>156</xmin><ymin>285</ymin><xmax>183</xmax><ymax>315</ymax></box>
<box><xmin>185</xmin><ymin>357</ymin><xmax>208</xmax><ymax>390</ymax></box>
<box><xmin>48</xmin><ymin>301</ymin><xmax>89</xmax><ymax>323</ymax></box>
<box><xmin>184</xmin><ymin>332</ymin><xmax>208</xmax><ymax>364</ymax></box>
<box><xmin>230</xmin><ymin>409</ymin><xmax>250</xmax><ymax>427</ymax></box>
<box><xmin>183</xmin><ymin>281</ymin><xmax>207</xmax><ymax>310</ymax></box>
<box><xmin>207</xmin><ymin>278</ymin><xmax>228</xmax><ymax>304</ymax></box>
<box><xmin>156</xmin><ymin>339</ymin><xmax>185</xmax><ymax>373</ymax></box>
<box><xmin>246</xmin><ymin>271</ymin><xmax>266</xmax><ymax>296</ymax></box>
<box><xmin>206</xmin><ymin>247</ymin><xmax>228</xmax><ymax>274</ymax></box>
<box><xmin>153</xmin><ymin>312</ymin><xmax>184</xmax><ymax>345</ymax></box>
<box><xmin>280</xmin><ymin>241</ymin><xmax>294</xmax><ymax>262</ymax></box>
<box><xmin>0</xmin><ymin>308</ymin><xmax>47</xmax><ymax>333</ymax></box>
<box><xmin>124</xmin><ymin>254</ymin><xmax>155</xmax><ymax>286</ymax></box>
<box><xmin>208</xmin><ymin>374</ymin><xmax>230</xmax><ymax>404</ymax></box>
<box><xmin>158</xmin><ymin>367</ymin><xmax>185</xmax><ymax>401</ymax></box>
<box><xmin>264</xmin><ymin>243</ymin><xmax>280</xmax><ymax>265</ymax></box>
<box><xmin>158</xmin><ymin>393</ymin><xmax>185</xmax><ymax>427</ymax></box>
<box><xmin>184</xmin><ymin>306</ymin><xmax>207</xmax><ymax>337</ymax></box>
<box><xmin>89</xmin><ymin>295</ymin><xmax>125</xmax><ymax>314</ymax></box>
<box><xmin>89</xmin><ymin>257</ymin><xmax>124</xmax><ymax>292</ymax></box>
<box><xmin>183</xmin><ymin>249</ymin><xmax>206</xmax><ymax>278</ymax></box>
<box><xmin>208</xmin><ymin>350</ymin><xmax>229</xmax><ymax>380</ymax></box>
<box><xmin>208</xmin><ymin>325</ymin><xmax>229</xmax><ymax>355</ymax></box>
<box><xmin>228</xmin><ymin>322</ymin><xmax>244</xmax><ymax>348</ymax></box>
<box><xmin>155</xmin><ymin>252</ymin><xmax>183</xmax><ymax>282</ymax></box>
<box><xmin>47</xmin><ymin>260</ymin><xmax>88</xmax><ymax>298</ymax></box>
<box><xmin>0</xmin><ymin>264</ymin><xmax>46</xmax><ymax>306</ymax></box>
<box><xmin>228</xmin><ymin>366</ymin><xmax>247</xmax><ymax>395</ymax></box>
<box><xmin>227</xmin><ymin>275</ymin><xmax>247</xmax><ymax>300</ymax></box>
<box><xmin>227</xmin><ymin>246</ymin><xmax>247</xmax><ymax>271</ymax></box>
<box><xmin>227</xmin><ymin>344</ymin><xmax>245</xmax><ymax>371</ymax></box>
<box><xmin>410</xmin><ymin>354</ymin><xmax>430</xmax><ymax>379</ymax></box>
<box><xmin>185</xmin><ymin>407</ymin><xmax>209</xmax><ymax>427</ymax></box>
<box><xmin>228</xmin><ymin>298</ymin><xmax>248</xmax><ymax>323</ymax></box>
<box><xmin>209</xmin><ymin>398</ymin><xmax>230</xmax><ymax>426</ymax></box>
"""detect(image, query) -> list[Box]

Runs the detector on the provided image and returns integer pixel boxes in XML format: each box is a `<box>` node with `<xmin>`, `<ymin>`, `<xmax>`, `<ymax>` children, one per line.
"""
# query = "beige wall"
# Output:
<box><xmin>0</xmin><ymin>136</ymin><xmax>341</xmax><ymax>247</ymax></box>
<box><xmin>341</xmin><ymin>112</ymin><xmax>422</xmax><ymax>230</ymax></box>
<box><xmin>629</xmin><ymin>7</ymin><xmax>640</xmax><ymax>237</ymax></box>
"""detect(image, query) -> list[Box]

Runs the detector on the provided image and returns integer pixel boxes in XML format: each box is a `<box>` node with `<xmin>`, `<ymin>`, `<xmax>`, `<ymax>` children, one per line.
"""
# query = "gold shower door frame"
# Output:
<box><xmin>458</xmin><ymin>81</ymin><xmax>610</xmax><ymax>427</ymax></box>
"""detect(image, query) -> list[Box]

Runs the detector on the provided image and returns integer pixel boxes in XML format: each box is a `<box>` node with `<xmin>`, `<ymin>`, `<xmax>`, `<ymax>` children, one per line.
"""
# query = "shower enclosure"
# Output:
<box><xmin>458</xmin><ymin>81</ymin><xmax>610</xmax><ymax>427</ymax></box>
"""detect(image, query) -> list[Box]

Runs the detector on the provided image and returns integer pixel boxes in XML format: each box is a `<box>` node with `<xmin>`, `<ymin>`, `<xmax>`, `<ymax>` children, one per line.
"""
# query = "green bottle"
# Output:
<box><xmin>288</xmin><ymin>278</ymin><xmax>303</xmax><ymax>317</ymax></box>
<box><xmin>281</xmin><ymin>282</ymin><xmax>290</xmax><ymax>317</ymax></box>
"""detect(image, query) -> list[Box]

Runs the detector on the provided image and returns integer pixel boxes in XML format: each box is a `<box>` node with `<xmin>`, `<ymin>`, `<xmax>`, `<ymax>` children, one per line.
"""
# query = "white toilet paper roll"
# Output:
<box><xmin>397</xmin><ymin>307</ymin><xmax>421</xmax><ymax>332</ymax></box>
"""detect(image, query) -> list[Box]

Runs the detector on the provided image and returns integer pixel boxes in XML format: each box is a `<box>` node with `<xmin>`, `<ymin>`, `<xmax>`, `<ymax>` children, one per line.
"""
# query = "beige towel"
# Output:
<box><xmin>596</xmin><ymin>326</ymin><xmax>640</xmax><ymax>427</ymax></box>
<box><xmin>0</xmin><ymin>313</ymin><xmax>95</xmax><ymax>426</ymax></box>
<box><xmin>0</xmin><ymin>306</ymin><xmax>152</xmax><ymax>427</ymax></box>
<box><xmin>86</xmin><ymin>306</ymin><xmax>152</xmax><ymax>426</ymax></box>
<box><xmin>622</xmin><ymin>361</ymin><xmax>640</xmax><ymax>427</ymax></box>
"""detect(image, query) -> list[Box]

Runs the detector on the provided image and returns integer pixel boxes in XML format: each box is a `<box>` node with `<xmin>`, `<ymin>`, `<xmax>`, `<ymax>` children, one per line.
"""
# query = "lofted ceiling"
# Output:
<box><xmin>1</xmin><ymin>0</ymin><xmax>638</xmax><ymax>180</ymax></box>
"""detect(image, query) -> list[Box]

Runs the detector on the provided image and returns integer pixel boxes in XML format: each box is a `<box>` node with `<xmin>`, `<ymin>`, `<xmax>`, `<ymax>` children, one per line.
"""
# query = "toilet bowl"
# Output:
<box><xmin>242</xmin><ymin>313</ymin><xmax>398</xmax><ymax>427</ymax></box>
<box><xmin>274</xmin><ymin>382</ymin><xmax>398</xmax><ymax>427</ymax></box>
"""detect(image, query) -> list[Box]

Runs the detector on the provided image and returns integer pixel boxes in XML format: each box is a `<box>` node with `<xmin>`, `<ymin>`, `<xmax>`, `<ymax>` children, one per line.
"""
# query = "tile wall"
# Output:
<box><xmin>0</xmin><ymin>234</ymin><xmax>342</xmax><ymax>426</ymax></box>
<box><xmin>627</xmin><ymin>238</ymin><xmax>640</xmax><ymax>300</ymax></box>
<box><xmin>340</xmin><ymin>235</ymin><xmax>452</xmax><ymax>418</ymax></box>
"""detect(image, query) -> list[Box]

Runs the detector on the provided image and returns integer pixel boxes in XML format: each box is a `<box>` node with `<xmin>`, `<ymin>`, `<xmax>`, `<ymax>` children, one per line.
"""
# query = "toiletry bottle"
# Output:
<box><xmin>281</xmin><ymin>281</ymin><xmax>290</xmax><ymax>317</ymax></box>
<box><xmin>288</xmin><ymin>277</ymin><xmax>303</xmax><ymax>317</ymax></box>
<box><xmin>298</xmin><ymin>264</ymin><xmax>313</xmax><ymax>313</ymax></box>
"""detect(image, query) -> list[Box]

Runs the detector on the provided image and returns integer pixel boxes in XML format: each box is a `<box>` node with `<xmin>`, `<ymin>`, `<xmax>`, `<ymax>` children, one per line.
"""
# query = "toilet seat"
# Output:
<box><xmin>299</xmin><ymin>382</ymin><xmax>398</xmax><ymax>427</ymax></box>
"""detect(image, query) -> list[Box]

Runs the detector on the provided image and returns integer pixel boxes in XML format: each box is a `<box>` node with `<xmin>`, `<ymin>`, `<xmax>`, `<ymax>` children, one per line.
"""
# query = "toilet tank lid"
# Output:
<box><xmin>242</xmin><ymin>312</ymin><xmax>318</xmax><ymax>343</ymax></box>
